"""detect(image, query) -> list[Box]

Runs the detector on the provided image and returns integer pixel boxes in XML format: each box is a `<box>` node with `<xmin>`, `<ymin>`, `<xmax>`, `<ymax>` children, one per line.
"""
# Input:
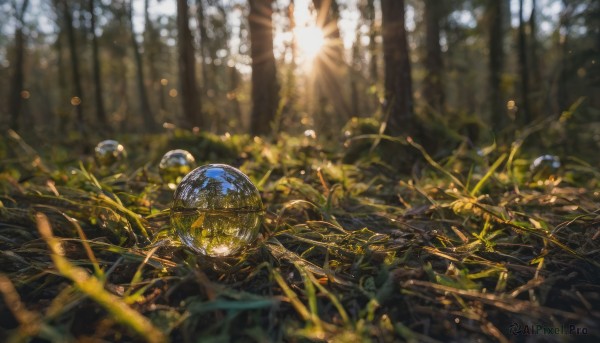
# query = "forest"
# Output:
<box><xmin>0</xmin><ymin>0</ymin><xmax>599</xmax><ymax>342</ymax></box>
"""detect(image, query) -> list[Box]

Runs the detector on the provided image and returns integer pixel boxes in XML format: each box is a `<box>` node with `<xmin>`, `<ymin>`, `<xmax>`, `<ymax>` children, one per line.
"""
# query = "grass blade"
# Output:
<box><xmin>36</xmin><ymin>213</ymin><xmax>168</xmax><ymax>343</ymax></box>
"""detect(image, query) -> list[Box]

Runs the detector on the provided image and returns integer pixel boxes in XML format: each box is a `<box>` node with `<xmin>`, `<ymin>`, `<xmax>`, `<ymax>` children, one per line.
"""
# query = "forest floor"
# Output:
<box><xmin>0</xmin><ymin>125</ymin><xmax>599</xmax><ymax>343</ymax></box>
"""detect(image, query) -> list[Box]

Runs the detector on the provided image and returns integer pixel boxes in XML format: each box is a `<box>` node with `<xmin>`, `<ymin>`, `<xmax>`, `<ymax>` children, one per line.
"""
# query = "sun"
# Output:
<box><xmin>294</xmin><ymin>26</ymin><xmax>325</xmax><ymax>62</ymax></box>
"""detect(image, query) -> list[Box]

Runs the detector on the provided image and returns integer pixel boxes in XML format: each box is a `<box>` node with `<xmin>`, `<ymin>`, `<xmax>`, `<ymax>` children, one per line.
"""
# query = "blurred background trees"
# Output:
<box><xmin>0</xmin><ymin>0</ymin><xmax>598</xmax><ymax>153</ymax></box>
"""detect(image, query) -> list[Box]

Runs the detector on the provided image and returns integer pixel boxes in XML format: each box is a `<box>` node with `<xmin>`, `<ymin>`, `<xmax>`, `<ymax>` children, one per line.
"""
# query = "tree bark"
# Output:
<box><xmin>366</xmin><ymin>0</ymin><xmax>377</xmax><ymax>84</ymax></box>
<box><xmin>128</xmin><ymin>0</ymin><xmax>158</xmax><ymax>132</ymax></box>
<box><xmin>89</xmin><ymin>0</ymin><xmax>109</xmax><ymax>131</ymax></box>
<box><xmin>144</xmin><ymin>0</ymin><xmax>166</xmax><ymax>113</ymax></box>
<box><xmin>558</xmin><ymin>1</ymin><xmax>570</xmax><ymax>112</ymax></box>
<box><xmin>528</xmin><ymin>0</ymin><xmax>541</xmax><ymax>119</ymax></box>
<box><xmin>8</xmin><ymin>0</ymin><xmax>30</xmax><ymax>131</ymax></box>
<box><xmin>62</xmin><ymin>0</ymin><xmax>85</xmax><ymax>133</ymax></box>
<box><xmin>177</xmin><ymin>0</ymin><xmax>203</xmax><ymax>128</ymax></box>
<box><xmin>196</xmin><ymin>0</ymin><xmax>210</xmax><ymax>91</ymax></box>
<box><xmin>350</xmin><ymin>31</ymin><xmax>361</xmax><ymax>117</ymax></box>
<box><xmin>54</xmin><ymin>28</ymin><xmax>69</xmax><ymax>131</ymax></box>
<box><xmin>381</xmin><ymin>0</ymin><xmax>413</xmax><ymax>135</ymax></box>
<box><xmin>518</xmin><ymin>0</ymin><xmax>531</xmax><ymax>124</ymax></box>
<box><xmin>423</xmin><ymin>0</ymin><xmax>444</xmax><ymax>114</ymax></box>
<box><xmin>248</xmin><ymin>0</ymin><xmax>279</xmax><ymax>136</ymax></box>
<box><xmin>487</xmin><ymin>0</ymin><xmax>504</xmax><ymax>129</ymax></box>
<box><xmin>229</xmin><ymin>65</ymin><xmax>242</xmax><ymax>129</ymax></box>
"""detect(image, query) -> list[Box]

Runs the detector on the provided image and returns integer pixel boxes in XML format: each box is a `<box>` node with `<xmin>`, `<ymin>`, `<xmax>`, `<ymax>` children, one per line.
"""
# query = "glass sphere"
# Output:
<box><xmin>530</xmin><ymin>155</ymin><xmax>561</xmax><ymax>180</ymax></box>
<box><xmin>94</xmin><ymin>140</ymin><xmax>126</xmax><ymax>167</ymax></box>
<box><xmin>170</xmin><ymin>164</ymin><xmax>263</xmax><ymax>256</ymax></box>
<box><xmin>159</xmin><ymin>149</ymin><xmax>196</xmax><ymax>188</ymax></box>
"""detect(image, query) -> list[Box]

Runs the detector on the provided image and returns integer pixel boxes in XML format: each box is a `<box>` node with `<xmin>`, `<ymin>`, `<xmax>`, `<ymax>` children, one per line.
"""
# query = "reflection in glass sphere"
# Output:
<box><xmin>530</xmin><ymin>155</ymin><xmax>561</xmax><ymax>180</ymax></box>
<box><xmin>95</xmin><ymin>140</ymin><xmax>126</xmax><ymax>167</ymax></box>
<box><xmin>159</xmin><ymin>149</ymin><xmax>196</xmax><ymax>189</ymax></box>
<box><xmin>170</xmin><ymin>164</ymin><xmax>263</xmax><ymax>256</ymax></box>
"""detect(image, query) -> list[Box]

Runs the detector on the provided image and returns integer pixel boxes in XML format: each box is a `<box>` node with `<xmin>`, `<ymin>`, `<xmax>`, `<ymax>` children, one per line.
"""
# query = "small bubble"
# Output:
<box><xmin>94</xmin><ymin>140</ymin><xmax>126</xmax><ymax>167</ymax></box>
<box><xmin>159</xmin><ymin>150</ymin><xmax>196</xmax><ymax>189</ymax></box>
<box><xmin>530</xmin><ymin>155</ymin><xmax>561</xmax><ymax>181</ymax></box>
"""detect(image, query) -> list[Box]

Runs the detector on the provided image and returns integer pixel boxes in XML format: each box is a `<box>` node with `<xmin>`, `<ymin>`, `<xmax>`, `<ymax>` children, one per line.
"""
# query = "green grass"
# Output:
<box><xmin>1</xmin><ymin>128</ymin><xmax>599</xmax><ymax>342</ymax></box>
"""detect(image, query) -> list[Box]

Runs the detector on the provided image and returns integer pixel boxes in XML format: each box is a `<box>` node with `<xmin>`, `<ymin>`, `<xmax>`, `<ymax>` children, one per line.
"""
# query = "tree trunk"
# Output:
<box><xmin>487</xmin><ymin>0</ymin><xmax>504</xmax><ymax>130</ymax></box>
<box><xmin>196</xmin><ymin>0</ymin><xmax>210</xmax><ymax>91</ymax></box>
<box><xmin>558</xmin><ymin>1</ymin><xmax>570</xmax><ymax>112</ymax></box>
<box><xmin>289</xmin><ymin>0</ymin><xmax>297</xmax><ymax>69</ymax></box>
<box><xmin>350</xmin><ymin>29</ymin><xmax>361</xmax><ymax>117</ymax></box>
<box><xmin>144</xmin><ymin>0</ymin><xmax>166</xmax><ymax>114</ymax></box>
<box><xmin>283</xmin><ymin>0</ymin><xmax>297</xmax><ymax>118</ymax></box>
<box><xmin>248</xmin><ymin>0</ymin><xmax>279</xmax><ymax>136</ymax></box>
<box><xmin>62</xmin><ymin>0</ymin><xmax>85</xmax><ymax>133</ymax></box>
<box><xmin>518</xmin><ymin>0</ymin><xmax>531</xmax><ymax>124</ymax></box>
<box><xmin>177</xmin><ymin>0</ymin><xmax>203</xmax><ymax>128</ymax></box>
<box><xmin>529</xmin><ymin>0</ymin><xmax>541</xmax><ymax>120</ymax></box>
<box><xmin>423</xmin><ymin>0</ymin><xmax>444</xmax><ymax>114</ymax></box>
<box><xmin>128</xmin><ymin>0</ymin><xmax>158</xmax><ymax>132</ymax></box>
<box><xmin>366</xmin><ymin>0</ymin><xmax>377</xmax><ymax>84</ymax></box>
<box><xmin>312</xmin><ymin>0</ymin><xmax>351</xmax><ymax>132</ymax></box>
<box><xmin>55</xmin><ymin>28</ymin><xmax>69</xmax><ymax>132</ymax></box>
<box><xmin>381</xmin><ymin>0</ymin><xmax>413</xmax><ymax>135</ymax></box>
<box><xmin>8</xmin><ymin>0</ymin><xmax>30</xmax><ymax>131</ymax></box>
<box><xmin>89</xmin><ymin>0</ymin><xmax>109</xmax><ymax>131</ymax></box>
<box><xmin>229</xmin><ymin>65</ymin><xmax>242</xmax><ymax>130</ymax></box>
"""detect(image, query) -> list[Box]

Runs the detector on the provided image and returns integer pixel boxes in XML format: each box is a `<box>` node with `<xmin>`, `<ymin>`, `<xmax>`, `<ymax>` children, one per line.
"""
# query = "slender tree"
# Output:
<box><xmin>350</xmin><ymin>29</ymin><xmax>361</xmax><ymax>117</ymax></box>
<box><xmin>528</xmin><ymin>0</ymin><xmax>541</xmax><ymax>119</ymax></box>
<box><xmin>518</xmin><ymin>0</ymin><xmax>530</xmax><ymax>124</ymax></box>
<box><xmin>8</xmin><ymin>0</ymin><xmax>30</xmax><ymax>131</ymax></box>
<box><xmin>228</xmin><ymin>65</ymin><xmax>242</xmax><ymax>128</ymax></box>
<box><xmin>128</xmin><ymin>0</ymin><xmax>158</xmax><ymax>132</ymax></box>
<box><xmin>312</xmin><ymin>0</ymin><xmax>351</xmax><ymax>131</ymax></box>
<box><xmin>365</xmin><ymin>0</ymin><xmax>377</xmax><ymax>84</ymax></box>
<box><xmin>177</xmin><ymin>0</ymin><xmax>203</xmax><ymax>128</ymax></box>
<box><xmin>196</xmin><ymin>0</ymin><xmax>210</xmax><ymax>90</ymax></box>
<box><xmin>88</xmin><ymin>0</ymin><xmax>109</xmax><ymax>130</ymax></box>
<box><xmin>62</xmin><ymin>0</ymin><xmax>85</xmax><ymax>133</ymax></box>
<box><xmin>358</xmin><ymin>0</ymin><xmax>378</xmax><ymax>115</ymax></box>
<box><xmin>248</xmin><ymin>0</ymin><xmax>279</xmax><ymax>136</ymax></box>
<box><xmin>381</xmin><ymin>0</ymin><xmax>413</xmax><ymax>135</ymax></box>
<box><xmin>487</xmin><ymin>0</ymin><xmax>504</xmax><ymax>129</ymax></box>
<box><xmin>54</xmin><ymin>20</ymin><xmax>69</xmax><ymax>131</ymax></box>
<box><xmin>423</xmin><ymin>0</ymin><xmax>444</xmax><ymax>114</ymax></box>
<box><xmin>144</xmin><ymin>0</ymin><xmax>166</xmax><ymax>113</ymax></box>
<box><xmin>284</xmin><ymin>0</ymin><xmax>297</xmax><ymax>108</ymax></box>
<box><xmin>557</xmin><ymin>1</ymin><xmax>571</xmax><ymax>112</ymax></box>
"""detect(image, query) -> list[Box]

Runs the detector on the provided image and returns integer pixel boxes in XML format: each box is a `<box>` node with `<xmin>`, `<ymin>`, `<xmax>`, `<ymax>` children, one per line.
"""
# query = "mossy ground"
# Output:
<box><xmin>0</xmin><ymin>126</ymin><xmax>599</xmax><ymax>342</ymax></box>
